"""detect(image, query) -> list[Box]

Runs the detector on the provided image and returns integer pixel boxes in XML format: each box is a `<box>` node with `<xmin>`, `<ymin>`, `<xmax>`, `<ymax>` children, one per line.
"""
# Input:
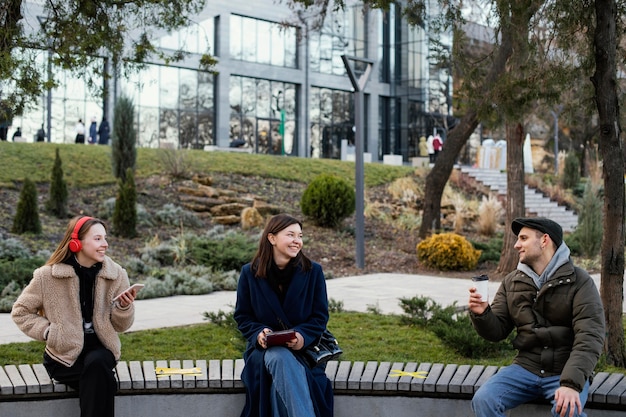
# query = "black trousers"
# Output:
<box><xmin>44</xmin><ymin>336</ymin><xmax>117</xmax><ymax>417</ymax></box>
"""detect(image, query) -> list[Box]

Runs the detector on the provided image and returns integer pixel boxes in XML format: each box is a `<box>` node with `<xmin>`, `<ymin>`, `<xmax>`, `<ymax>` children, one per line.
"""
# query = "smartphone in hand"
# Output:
<box><xmin>113</xmin><ymin>283</ymin><xmax>145</xmax><ymax>302</ymax></box>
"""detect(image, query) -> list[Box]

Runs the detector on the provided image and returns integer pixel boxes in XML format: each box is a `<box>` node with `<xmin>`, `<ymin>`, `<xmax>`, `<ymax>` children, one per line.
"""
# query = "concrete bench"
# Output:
<box><xmin>1</xmin><ymin>360</ymin><xmax>625</xmax><ymax>417</ymax></box>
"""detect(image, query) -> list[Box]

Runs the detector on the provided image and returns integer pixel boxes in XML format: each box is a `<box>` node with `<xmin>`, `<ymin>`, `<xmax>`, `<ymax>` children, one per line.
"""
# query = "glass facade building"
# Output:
<box><xmin>14</xmin><ymin>0</ymin><xmax>452</xmax><ymax>162</ymax></box>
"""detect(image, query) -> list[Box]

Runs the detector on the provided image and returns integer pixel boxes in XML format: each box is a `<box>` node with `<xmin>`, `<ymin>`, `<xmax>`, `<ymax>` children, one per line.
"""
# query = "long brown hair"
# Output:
<box><xmin>46</xmin><ymin>216</ymin><xmax>107</xmax><ymax>266</ymax></box>
<box><xmin>251</xmin><ymin>214</ymin><xmax>312</xmax><ymax>278</ymax></box>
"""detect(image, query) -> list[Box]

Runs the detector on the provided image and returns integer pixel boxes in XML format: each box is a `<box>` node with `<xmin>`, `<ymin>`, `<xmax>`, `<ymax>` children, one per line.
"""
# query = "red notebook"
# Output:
<box><xmin>266</xmin><ymin>330</ymin><xmax>296</xmax><ymax>346</ymax></box>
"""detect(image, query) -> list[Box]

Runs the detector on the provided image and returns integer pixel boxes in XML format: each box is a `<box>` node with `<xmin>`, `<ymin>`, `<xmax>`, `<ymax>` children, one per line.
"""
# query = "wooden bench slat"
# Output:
<box><xmin>410</xmin><ymin>362</ymin><xmax>432</xmax><ymax>392</ymax></box>
<box><xmin>129</xmin><ymin>361</ymin><xmax>144</xmax><ymax>389</ymax></box>
<box><xmin>0</xmin><ymin>366</ymin><xmax>14</xmax><ymax>395</ymax></box>
<box><xmin>181</xmin><ymin>360</ymin><xmax>196</xmax><ymax>389</ymax></box>
<box><xmin>115</xmin><ymin>361</ymin><xmax>132</xmax><ymax>390</ymax></box>
<box><xmin>142</xmin><ymin>361</ymin><xmax>158</xmax><ymax>389</ymax></box>
<box><xmin>589</xmin><ymin>372</ymin><xmax>610</xmax><ymax>396</ymax></box>
<box><xmin>474</xmin><ymin>365</ymin><xmax>499</xmax><ymax>390</ymax></box>
<box><xmin>436</xmin><ymin>364</ymin><xmax>458</xmax><ymax>393</ymax></box>
<box><xmin>360</xmin><ymin>361</ymin><xmax>378</xmax><ymax>390</ymax></box>
<box><xmin>222</xmin><ymin>359</ymin><xmax>235</xmax><ymax>388</ymax></box>
<box><xmin>208</xmin><ymin>359</ymin><xmax>221</xmax><ymax>388</ymax></box>
<box><xmin>233</xmin><ymin>359</ymin><xmax>245</xmax><ymax>388</ymax></box>
<box><xmin>334</xmin><ymin>361</ymin><xmax>352</xmax><ymax>390</ymax></box>
<box><xmin>155</xmin><ymin>360</ymin><xmax>170</xmax><ymax>389</ymax></box>
<box><xmin>449</xmin><ymin>364</ymin><xmax>472</xmax><ymax>394</ymax></box>
<box><xmin>398</xmin><ymin>362</ymin><xmax>418</xmax><ymax>391</ymax></box>
<box><xmin>372</xmin><ymin>362</ymin><xmax>391</xmax><ymax>391</ymax></box>
<box><xmin>4</xmin><ymin>365</ymin><xmax>26</xmax><ymax>395</ymax></box>
<box><xmin>423</xmin><ymin>363</ymin><xmax>445</xmax><ymax>393</ymax></box>
<box><xmin>385</xmin><ymin>362</ymin><xmax>406</xmax><ymax>391</ymax></box>
<box><xmin>31</xmin><ymin>364</ymin><xmax>53</xmax><ymax>394</ymax></box>
<box><xmin>593</xmin><ymin>373</ymin><xmax>625</xmax><ymax>403</ymax></box>
<box><xmin>606</xmin><ymin>376</ymin><xmax>626</xmax><ymax>404</ymax></box>
<box><xmin>324</xmin><ymin>361</ymin><xmax>339</xmax><ymax>387</ymax></box>
<box><xmin>195</xmin><ymin>359</ymin><xmax>209</xmax><ymax>389</ymax></box>
<box><xmin>17</xmin><ymin>365</ymin><xmax>40</xmax><ymax>394</ymax></box>
<box><xmin>461</xmin><ymin>365</ymin><xmax>485</xmax><ymax>395</ymax></box>
<box><xmin>347</xmin><ymin>361</ymin><xmax>365</xmax><ymax>390</ymax></box>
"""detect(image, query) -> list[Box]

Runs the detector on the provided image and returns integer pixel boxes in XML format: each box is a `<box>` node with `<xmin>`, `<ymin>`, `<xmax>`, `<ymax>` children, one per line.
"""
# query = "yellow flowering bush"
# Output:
<box><xmin>416</xmin><ymin>232</ymin><xmax>481</xmax><ymax>271</ymax></box>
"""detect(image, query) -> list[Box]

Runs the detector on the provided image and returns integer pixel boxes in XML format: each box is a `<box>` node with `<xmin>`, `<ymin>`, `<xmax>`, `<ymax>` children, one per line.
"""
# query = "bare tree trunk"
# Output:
<box><xmin>419</xmin><ymin>111</ymin><xmax>479</xmax><ymax>236</ymax></box>
<box><xmin>591</xmin><ymin>0</ymin><xmax>626</xmax><ymax>367</ymax></box>
<box><xmin>418</xmin><ymin>31</ymin><xmax>515</xmax><ymax>239</ymax></box>
<box><xmin>497</xmin><ymin>123</ymin><xmax>526</xmax><ymax>274</ymax></box>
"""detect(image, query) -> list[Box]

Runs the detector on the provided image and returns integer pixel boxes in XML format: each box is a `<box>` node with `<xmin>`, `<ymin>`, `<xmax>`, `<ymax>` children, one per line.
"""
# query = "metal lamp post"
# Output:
<box><xmin>341</xmin><ymin>55</ymin><xmax>374</xmax><ymax>269</ymax></box>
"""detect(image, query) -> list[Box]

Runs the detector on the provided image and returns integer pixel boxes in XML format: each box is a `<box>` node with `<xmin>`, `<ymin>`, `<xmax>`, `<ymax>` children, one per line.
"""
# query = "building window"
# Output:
<box><xmin>309</xmin><ymin>87</ymin><xmax>355</xmax><ymax>159</ymax></box>
<box><xmin>309</xmin><ymin>6</ymin><xmax>367</xmax><ymax>75</ymax></box>
<box><xmin>229</xmin><ymin>75</ymin><xmax>297</xmax><ymax>155</ymax></box>
<box><xmin>230</xmin><ymin>15</ymin><xmax>297</xmax><ymax>68</ymax></box>
<box><xmin>122</xmin><ymin>64</ymin><xmax>214</xmax><ymax>149</ymax></box>
<box><xmin>158</xmin><ymin>17</ymin><xmax>215</xmax><ymax>56</ymax></box>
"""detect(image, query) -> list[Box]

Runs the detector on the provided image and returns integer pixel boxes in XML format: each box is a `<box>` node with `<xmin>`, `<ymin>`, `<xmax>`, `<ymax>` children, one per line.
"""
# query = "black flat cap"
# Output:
<box><xmin>512</xmin><ymin>217</ymin><xmax>563</xmax><ymax>248</ymax></box>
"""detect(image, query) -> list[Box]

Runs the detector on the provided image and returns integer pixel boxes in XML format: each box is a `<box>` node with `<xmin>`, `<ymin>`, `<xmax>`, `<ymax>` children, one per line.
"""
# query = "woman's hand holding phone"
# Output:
<box><xmin>113</xmin><ymin>283</ymin><xmax>144</xmax><ymax>307</ymax></box>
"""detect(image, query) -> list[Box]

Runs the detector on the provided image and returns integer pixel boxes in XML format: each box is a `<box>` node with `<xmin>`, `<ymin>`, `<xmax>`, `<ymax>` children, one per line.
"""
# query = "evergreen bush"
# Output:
<box><xmin>561</xmin><ymin>151</ymin><xmax>581</xmax><ymax>189</ymax></box>
<box><xmin>46</xmin><ymin>148</ymin><xmax>68</xmax><ymax>218</ymax></box>
<box><xmin>571</xmin><ymin>181</ymin><xmax>603</xmax><ymax>257</ymax></box>
<box><xmin>11</xmin><ymin>178</ymin><xmax>42</xmax><ymax>234</ymax></box>
<box><xmin>188</xmin><ymin>232</ymin><xmax>257</xmax><ymax>271</ymax></box>
<box><xmin>416</xmin><ymin>232</ymin><xmax>481</xmax><ymax>271</ymax></box>
<box><xmin>301</xmin><ymin>173</ymin><xmax>355</xmax><ymax>228</ymax></box>
<box><xmin>113</xmin><ymin>168</ymin><xmax>137</xmax><ymax>238</ymax></box>
<box><xmin>112</xmin><ymin>95</ymin><xmax>137</xmax><ymax>182</ymax></box>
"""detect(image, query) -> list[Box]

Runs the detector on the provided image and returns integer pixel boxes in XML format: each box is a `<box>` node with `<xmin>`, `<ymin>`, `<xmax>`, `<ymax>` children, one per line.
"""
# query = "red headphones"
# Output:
<box><xmin>68</xmin><ymin>216</ymin><xmax>94</xmax><ymax>253</ymax></box>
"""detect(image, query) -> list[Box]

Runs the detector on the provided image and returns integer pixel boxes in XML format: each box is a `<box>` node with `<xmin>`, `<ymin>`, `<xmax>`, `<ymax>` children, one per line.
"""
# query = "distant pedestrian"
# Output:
<box><xmin>98</xmin><ymin>117</ymin><xmax>110</xmax><ymax>145</ymax></box>
<box><xmin>12</xmin><ymin>127</ymin><xmax>22</xmax><ymax>141</ymax></box>
<box><xmin>88</xmin><ymin>117</ymin><xmax>97</xmax><ymax>144</ymax></box>
<box><xmin>36</xmin><ymin>125</ymin><xmax>46</xmax><ymax>142</ymax></box>
<box><xmin>419</xmin><ymin>136</ymin><xmax>428</xmax><ymax>157</ymax></box>
<box><xmin>432</xmin><ymin>134</ymin><xmax>443</xmax><ymax>161</ymax></box>
<box><xmin>75</xmin><ymin>119</ymin><xmax>85</xmax><ymax>144</ymax></box>
<box><xmin>427</xmin><ymin>135</ymin><xmax>435</xmax><ymax>163</ymax></box>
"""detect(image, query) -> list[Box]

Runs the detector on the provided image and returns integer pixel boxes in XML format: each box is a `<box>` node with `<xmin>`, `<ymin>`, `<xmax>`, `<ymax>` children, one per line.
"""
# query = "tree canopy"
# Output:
<box><xmin>0</xmin><ymin>0</ymin><xmax>216</xmax><ymax>121</ymax></box>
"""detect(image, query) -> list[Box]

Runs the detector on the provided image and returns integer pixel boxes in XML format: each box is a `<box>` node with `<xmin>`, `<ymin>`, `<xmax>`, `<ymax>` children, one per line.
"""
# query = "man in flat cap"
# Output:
<box><xmin>468</xmin><ymin>217</ymin><xmax>605</xmax><ymax>417</ymax></box>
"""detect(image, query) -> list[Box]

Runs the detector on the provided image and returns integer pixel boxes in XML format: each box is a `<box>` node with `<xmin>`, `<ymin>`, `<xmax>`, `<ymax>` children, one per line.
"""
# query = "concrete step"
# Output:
<box><xmin>458</xmin><ymin>167</ymin><xmax>578</xmax><ymax>232</ymax></box>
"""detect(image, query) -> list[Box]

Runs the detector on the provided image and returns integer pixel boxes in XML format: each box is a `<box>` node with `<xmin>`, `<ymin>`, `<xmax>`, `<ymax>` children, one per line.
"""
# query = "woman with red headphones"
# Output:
<box><xmin>11</xmin><ymin>216</ymin><xmax>138</xmax><ymax>417</ymax></box>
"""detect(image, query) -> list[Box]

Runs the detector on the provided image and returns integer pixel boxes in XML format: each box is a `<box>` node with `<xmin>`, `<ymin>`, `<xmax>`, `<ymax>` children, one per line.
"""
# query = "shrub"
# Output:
<box><xmin>158</xmin><ymin>148</ymin><xmax>192</xmax><ymax>179</ymax></box>
<box><xmin>398</xmin><ymin>295</ymin><xmax>514</xmax><ymax>359</ymax></box>
<box><xmin>46</xmin><ymin>148</ymin><xmax>68</xmax><ymax>218</ymax></box>
<box><xmin>429</xmin><ymin>307</ymin><xmax>515</xmax><ymax>358</ymax></box>
<box><xmin>113</xmin><ymin>168</ymin><xmax>137</xmax><ymax>238</ymax></box>
<box><xmin>471</xmin><ymin>236</ymin><xmax>503</xmax><ymax>263</ymax></box>
<box><xmin>0</xmin><ymin>255</ymin><xmax>46</xmax><ymax>289</ymax></box>
<box><xmin>399</xmin><ymin>295</ymin><xmax>441</xmax><ymax>327</ymax></box>
<box><xmin>416</xmin><ymin>233</ymin><xmax>481</xmax><ymax>271</ymax></box>
<box><xmin>188</xmin><ymin>232</ymin><xmax>257</xmax><ymax>272</ymax></box>
<box><xmin>570</xmin><ymin>181</ymin><xmax>602</xmax><ymax>257</ymax></box>
<box><xmin>301</xmin><ymin>173</ymin><xmax>355</xmax><ymax>228</ymax></box>
<box><xmin>561</xmin><ymin>152</ymin><xmax>581</xmax><ymax>190</ymax></box>
<box><xmin>477</xmin><ymin>195</ymin><xmax>503</xmax><ymax>236</ymax></box>
<box><xmin>112</xmin><ymin>95</ymin><xmax>137</xmax><ymax>182</ymax></box>
<box><xmin>155</xmin><ymin>204</ymin><xmax>203</xmax><ymax>228</ymax></box>
<box><xmin>0</xmin><ymin>238</ymin><xmax>30</xmax><ymax>261</ymax></box>
<box><xmin>12</xmin><ymin>178</ymin><xmax>42</xmax><ymax>234</ymax></box>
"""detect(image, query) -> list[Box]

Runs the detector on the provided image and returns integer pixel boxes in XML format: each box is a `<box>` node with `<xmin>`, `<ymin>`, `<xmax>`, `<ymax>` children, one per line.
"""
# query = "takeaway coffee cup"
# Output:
<box><xmin>472</xmin><ymin>274</ymin><xmax>489</xmax><ymax>302</ymax></box>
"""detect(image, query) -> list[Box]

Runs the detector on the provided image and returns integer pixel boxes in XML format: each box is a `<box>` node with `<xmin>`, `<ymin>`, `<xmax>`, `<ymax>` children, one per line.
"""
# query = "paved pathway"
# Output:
<box><xmin>0</xmin><ymin>273</ymin><xmax>615</xmax><ymax>345</ymax></box>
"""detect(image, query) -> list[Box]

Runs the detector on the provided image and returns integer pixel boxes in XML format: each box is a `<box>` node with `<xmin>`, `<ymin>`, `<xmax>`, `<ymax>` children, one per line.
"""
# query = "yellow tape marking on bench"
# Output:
<box><xmin>155</xmin><ymin>367</ymin><xmax>203</xmax><ymax>377</ymax></box>
<box><xmin>388</xmin><ymin>370</ymin><xmax>429</xmax><ymax>379</ymax></box>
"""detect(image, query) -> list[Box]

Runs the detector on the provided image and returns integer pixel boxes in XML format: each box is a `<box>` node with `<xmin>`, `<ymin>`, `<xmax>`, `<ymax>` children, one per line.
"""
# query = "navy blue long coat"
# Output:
<box><xmin>234</xmin><ymin>261</ymin><xmax>334</xmax><ymax>417</ymax></box>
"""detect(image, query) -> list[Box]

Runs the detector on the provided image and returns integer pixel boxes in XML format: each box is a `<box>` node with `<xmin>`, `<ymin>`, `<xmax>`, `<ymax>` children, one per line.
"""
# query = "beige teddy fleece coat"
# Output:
<box><xmin>11</xmin><ymin>256</ymin><xmax>135</xmax><ymax>367</ymax></box>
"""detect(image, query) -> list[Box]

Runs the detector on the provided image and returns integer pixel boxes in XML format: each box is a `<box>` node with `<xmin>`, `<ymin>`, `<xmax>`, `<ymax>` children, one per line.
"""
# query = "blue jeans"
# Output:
<box><xmin>471</xmin><ymin>364</ymin><xmax>589</xmax><ymax>417</ymax></box>
<box><xmin>264</xmin><ymin>346</ymin><xmax>316</xmax><ymax>417</ymax></box>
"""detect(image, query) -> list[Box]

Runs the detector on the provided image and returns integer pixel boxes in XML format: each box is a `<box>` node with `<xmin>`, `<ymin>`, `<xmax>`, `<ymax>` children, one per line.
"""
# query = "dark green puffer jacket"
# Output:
<box><xmin>470</xmin><ymin>261</ymin><xmax>605</xmax><ymax>392</ymax></box>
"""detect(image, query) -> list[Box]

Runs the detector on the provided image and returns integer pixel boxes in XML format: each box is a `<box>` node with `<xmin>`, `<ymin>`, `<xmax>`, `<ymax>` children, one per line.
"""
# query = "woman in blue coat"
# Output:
<box><xmin>234</xmin><ymin>214</ymin><xmax>334</xmax><ymax>417</ymax></box>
